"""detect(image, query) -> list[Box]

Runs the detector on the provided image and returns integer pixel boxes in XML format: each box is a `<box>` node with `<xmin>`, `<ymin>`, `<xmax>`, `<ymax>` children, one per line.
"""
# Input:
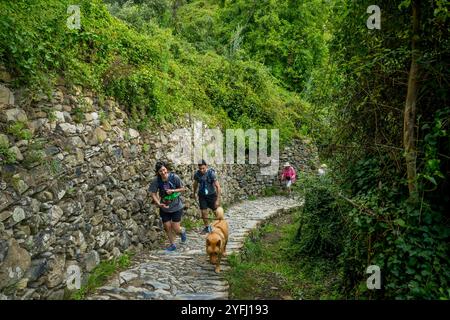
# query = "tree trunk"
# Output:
<box><xmin>172</xmin><ymin>0</ymin><xmax>183</xmax><ymax>20</ymax></box>
<box><xmin>403</xmin><ymin>0</ymin><xmax>420</xmax><ymax>197</ymax></box>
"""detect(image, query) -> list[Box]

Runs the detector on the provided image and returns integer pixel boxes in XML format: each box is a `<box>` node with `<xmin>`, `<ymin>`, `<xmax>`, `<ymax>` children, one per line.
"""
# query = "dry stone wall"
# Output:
<box><xmin>0</xmin><ymin>83</ymin><xmax>318</xmax><ymax>299</ymax></box>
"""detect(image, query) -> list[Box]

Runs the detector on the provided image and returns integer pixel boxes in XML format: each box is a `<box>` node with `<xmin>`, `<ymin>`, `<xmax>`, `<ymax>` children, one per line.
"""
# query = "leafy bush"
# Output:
<box><xmin>294</xmin><ymin>174</ymin><xmax>349</xmax><ymax>259</ymax></box>
<box><xmin>293</xmin><ymin>172</ymin><xmax>450</xmax><ymax>299</ymax></box>
<box><xmin>0</xmin><ymin>0</ymin><xmax>307</xmax><ymax>142</ymax></box>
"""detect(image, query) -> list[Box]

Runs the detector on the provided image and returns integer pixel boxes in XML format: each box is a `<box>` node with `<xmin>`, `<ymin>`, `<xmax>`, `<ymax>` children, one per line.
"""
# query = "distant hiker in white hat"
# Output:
<box><xmin>318</xmin><ymin>164</ymin><xmax>327</xmax><ymax>176</ymax></box>
<box><xmin>280</xmin><ymin>162</ymin><xmax>296</xmax><ymax>194</ymax></box>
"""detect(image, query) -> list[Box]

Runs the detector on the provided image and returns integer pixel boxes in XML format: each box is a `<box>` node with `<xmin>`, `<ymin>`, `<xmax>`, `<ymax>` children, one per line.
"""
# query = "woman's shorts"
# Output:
<box><xmin>159</xmin><ymin>209</ymin><xmax>183</xmax><ymax>223</ymax></box>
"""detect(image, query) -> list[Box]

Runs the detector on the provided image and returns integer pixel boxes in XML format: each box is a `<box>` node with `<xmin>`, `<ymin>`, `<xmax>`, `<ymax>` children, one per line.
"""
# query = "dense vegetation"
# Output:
<box><xmin>226</xmin><ymin>208</ymin><xmax>341</xmax><ymax>299</ymax></box>
<box><xmin>303</xmin><ymin>0</ymin><xmax>450</xmax><ymax>299</ymax></box>
<box><xmin>0</xmin><ymin>0</ymin><xmax>306</xmax><ymax>142</ymax></box>
<box><xmin>1</xmin><ymin>0</ymin><xmax>448</xmax><ymax>299</ymax></box>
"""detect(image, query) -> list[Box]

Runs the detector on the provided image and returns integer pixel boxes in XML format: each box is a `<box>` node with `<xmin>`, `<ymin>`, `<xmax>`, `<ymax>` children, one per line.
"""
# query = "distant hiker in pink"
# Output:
<box><xmin>281</xmin><ymin>162</ymin><xmax>296</xmax><ymax>194</ymax></box>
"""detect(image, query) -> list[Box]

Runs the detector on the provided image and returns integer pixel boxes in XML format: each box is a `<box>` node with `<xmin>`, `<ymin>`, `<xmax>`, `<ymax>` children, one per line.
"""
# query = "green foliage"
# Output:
<box><xmin>7</xmin><ymin>122</ymin><xmax>32</xmax><ymax>140</ymax></box>
<box><xmin>418</xmin><ymin>108</ymin><xmax>449</xmax><ymax>192</ymax></box>
<box><xmin>22</xmin><ymin>138</ymin><xmax>47</xmax><ymax>168</ymax></box>
<box><xmin>105</xmin><ymin>67</ymin><xmax>158</xmax><ymax>121</ymax></box>
<box><xmin>105</xmin><ymin>0</ymin><xmax>172</xmax><ymax>30</ymax></box>
<box><xmin>2</xmin><ymin>0</ymin><xmax>448</xmax><ymax>300</ymax></box>
<box><xmin>295</xmin><ymin>171</ymin><xmax>450</xmax><ymax>299</ymax></box>
<box><xmin>72</xmin><ymin>107</ymin><xmax>85</xmax><ymax>124</ymax></box>
<box><xmin>0</xmin><ymin>141</ymin><xmax>16</xmax><ymax>165</ymax></box>
<box><xmin>0</xmin><ymin>0</ymin><xmax>307</xmax><ymax>142</ymax></box>
<box><xmin>23</xmin><ymin>150</ymin><xmax>45</xmax><ymax>168</ymax></box>
<box><xmin>262</xmin><ymin>186</ymin><xmax>282</xmax><ymax>197</ymax></box>
<box><xmin>45</xmin><ymin>159</ymin><xmax>63</xmax><ymax>176</ymax></box>
<box><xmin>182</xmin><ymin>216</ymin><xmax>203</xmax><ymax>231</ymax></box>
<box><xmin>66</xmin><ymin>187</ymin><xmax>76</xmax><ymax>196</ymax></box>
<box><xmin>226</xmin><ymin>210</ymin><xmax>342</xmax><ymax>299</ymax></box>
<box><xmin>46</xmin><ymin>109</ymin><xmax>57</xmax><ymax>123</ymax></box>
<box><xmin>298</xmin><ymin>0</ymin><xmax>450</xmax><ymax>299</ymax></box>
<box><xmin>98</xmin><ymin>110</ymin><xmax>107</xmax><ymax>124</ymax></box>
<box><xmin>174</xmin><ymin>0</ymin><xmax>330</xmax><ymax>92</ymax></box>
<box><xmin>294</xmin><ymin>174</ymin><xmax>349</xmax><ymax>259</ymax></box>
<box><xmin>342</xmin><ymin>192</ymin><xmax>450</xmax><ymax>299</ymax></box>
<box><xmin>70</xmin><ymin>252</ymin><xmax>133</xmax><ymax>300</ymax></box>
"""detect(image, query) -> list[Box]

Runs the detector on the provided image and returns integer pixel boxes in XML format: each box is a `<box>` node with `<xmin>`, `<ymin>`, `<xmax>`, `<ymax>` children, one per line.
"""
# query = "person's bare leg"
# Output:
<box><xmin>172</xmin><ymin>221</ymin><xmax>181</xmax><ymax>235</ymax></box>
<box><xmin>164</xmin><ymin>221</ymin><xmax>175</xmax><ymax>244</ymax></box>
<box><xmin>201</xmin><ymin>209</ymin><xmax>209</xmax><ymax>227</ymax></box>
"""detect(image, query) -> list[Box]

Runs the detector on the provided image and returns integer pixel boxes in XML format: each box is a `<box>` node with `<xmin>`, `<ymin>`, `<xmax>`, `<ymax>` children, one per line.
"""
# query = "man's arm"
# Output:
<box><xmin>191</xmin><ymin>180</ymin><xmax>198</xmax><ymax>198</ymax></box>
<box><xmin>214</xmin><ymin>180</ymin><xmax>221</xmax><ymax>206</ymax></box>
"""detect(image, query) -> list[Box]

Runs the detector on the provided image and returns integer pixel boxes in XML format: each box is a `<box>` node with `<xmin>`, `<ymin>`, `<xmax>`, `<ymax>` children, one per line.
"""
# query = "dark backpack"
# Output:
<box><xmin>157</xmin><ymin>173</ymin><xmax>179</xmax><ymax>198</ymax></box>
<box><xmin>205</xmin><ymin>168</ymin><xmax>215</xmax><ymax>184</ymax></box>
<box><xmin>198</xmin><ymin>168</ymin><xmax>216</xmax><ymax>194</ymax></box>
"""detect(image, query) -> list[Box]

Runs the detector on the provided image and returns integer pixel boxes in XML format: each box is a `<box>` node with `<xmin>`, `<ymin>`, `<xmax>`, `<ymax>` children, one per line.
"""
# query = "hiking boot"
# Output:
<box><xmin>181</xmin><ymin>228</ymin><xmax>187</xmax><ymax>243</ymax></box>
<box><xmin>201</xmin><ymin>225</ymin><xmax>212</xmax><ymax>234</ymax></box>
<box><xmin>165</xmin><ymin>244</ymin><xmax>176</xmax><ymax>252</ymax></box>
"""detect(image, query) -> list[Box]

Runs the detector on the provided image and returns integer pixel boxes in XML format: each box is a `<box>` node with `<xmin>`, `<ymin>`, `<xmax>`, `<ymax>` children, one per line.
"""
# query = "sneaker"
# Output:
<box><xmin>165</xmin><ymin>244</ymin><xmax>176</xmax><ymax>252</ymax></box>
<box><xmin>181</xmin><ymin>228</ymin><xmax>187</xmax><ymax>243</ymax></box>
<box><xmin>201</xmin><ymin>225</ymin><xmax>212</xmax><ymax>234</ymax></box>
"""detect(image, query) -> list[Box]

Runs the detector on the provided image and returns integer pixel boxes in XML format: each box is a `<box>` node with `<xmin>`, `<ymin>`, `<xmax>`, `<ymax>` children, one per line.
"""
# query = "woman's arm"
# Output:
<box><xmin>152</xmin><ymin>192</ymin><xmax>168</xmax><ymax>208</ymax></box>
<box><xmin>167</xmin><ymin>186</ymin><xmax>185</xmax><ymax>193</ymax></box>
<box><xmin>166</xmin><ymin>175</ymin><xmax>186</xmax><ymax>194</ymax></box>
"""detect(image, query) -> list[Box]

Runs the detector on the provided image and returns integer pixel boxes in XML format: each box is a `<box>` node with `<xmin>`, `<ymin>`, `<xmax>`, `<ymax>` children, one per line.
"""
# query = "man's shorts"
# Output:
<box><xmin>198</xmin><ymin>194</ymin><xmax>217</xmax><ymax>210</ymax></box>
<box><xmin>159</xmin><ymin>209</ymin><xmax>183</xmax><ymax>223</ymax></box>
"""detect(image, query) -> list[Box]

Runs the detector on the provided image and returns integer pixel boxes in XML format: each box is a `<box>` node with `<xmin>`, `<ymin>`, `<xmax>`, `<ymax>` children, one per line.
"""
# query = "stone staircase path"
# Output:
<box><xmin>87</xmin><ymin>196</ymin><xmax>303</xmax><ymax>300</ymax></box>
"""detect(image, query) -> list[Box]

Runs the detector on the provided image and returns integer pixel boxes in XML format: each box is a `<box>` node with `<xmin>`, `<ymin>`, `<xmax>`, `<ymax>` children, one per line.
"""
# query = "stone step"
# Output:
<box><xmin>88</xmin><ymin>196</ymin><xmax>303</xmax><ymax>300</ymax></box>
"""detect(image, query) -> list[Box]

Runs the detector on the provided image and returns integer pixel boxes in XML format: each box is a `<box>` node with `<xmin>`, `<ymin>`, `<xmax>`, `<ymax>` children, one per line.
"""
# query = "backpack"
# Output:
<box><xmin>157</xmin><ymin>173</ymin><xmax>180</xmax><ymax>202</ymax></box>
<box><xmin>198</xmin><ymin>168</ymin><xmax>216</xmax><ymax>195</ymax></box>
<box><xmin>205</xmin><ymin>168</ymin><xmax>215</xmax><ymax>184</ymax></box>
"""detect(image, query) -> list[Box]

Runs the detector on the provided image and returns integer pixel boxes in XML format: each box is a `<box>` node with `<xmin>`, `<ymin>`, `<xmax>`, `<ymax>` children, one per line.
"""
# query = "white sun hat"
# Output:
<box><xmin>283</xmin><ymin>162</ymin><xmax>290</xmax><ymax>167</ymax></box>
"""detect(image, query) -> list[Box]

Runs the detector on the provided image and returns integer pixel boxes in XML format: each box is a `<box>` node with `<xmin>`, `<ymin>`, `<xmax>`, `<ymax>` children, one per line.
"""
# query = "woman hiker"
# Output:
<box><xmin>149</xmin><ymin>161</ymin><xmax>187</xmax><ymax>252</ymax></box>
<box><xmin>280</xmin><ymin>162</ymin><xmax>297</xmax><ymax>195</ymax></box>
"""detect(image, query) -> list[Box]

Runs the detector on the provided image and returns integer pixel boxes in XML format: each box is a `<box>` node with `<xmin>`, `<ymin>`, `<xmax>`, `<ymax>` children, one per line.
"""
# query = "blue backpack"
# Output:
<box><xmin>198</xmin><ymin>168</ymin><xmax>216</xmax><ymax>195</ymax></box>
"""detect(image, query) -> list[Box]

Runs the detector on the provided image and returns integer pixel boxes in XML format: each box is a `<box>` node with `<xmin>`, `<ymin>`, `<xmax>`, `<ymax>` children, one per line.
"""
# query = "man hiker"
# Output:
<box><xmin>191</xmin><ymin>159</ymin><xmax>222</xmax><ymax>234</ymax></box>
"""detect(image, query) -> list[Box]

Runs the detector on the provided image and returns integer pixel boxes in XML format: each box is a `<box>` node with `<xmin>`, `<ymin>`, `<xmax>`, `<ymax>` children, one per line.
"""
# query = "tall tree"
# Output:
<box><xmin>403</xmin><ymin>0</ymin><xmax>420</xmax><ymax>197</ymax></box>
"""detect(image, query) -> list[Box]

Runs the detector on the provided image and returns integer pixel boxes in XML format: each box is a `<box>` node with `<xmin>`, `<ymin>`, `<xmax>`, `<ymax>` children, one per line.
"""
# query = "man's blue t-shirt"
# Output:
<box><xmin>193</xmin><ymin>169</ymin><xmax>217</xmax><ymax>197</ymax></box>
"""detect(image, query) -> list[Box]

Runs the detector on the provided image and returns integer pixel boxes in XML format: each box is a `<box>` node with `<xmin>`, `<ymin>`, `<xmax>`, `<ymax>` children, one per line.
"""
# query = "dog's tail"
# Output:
<box><xmin>215</xmin><ymin>206</ymin><xmax>224</xmax><ymax>220</ymax></box>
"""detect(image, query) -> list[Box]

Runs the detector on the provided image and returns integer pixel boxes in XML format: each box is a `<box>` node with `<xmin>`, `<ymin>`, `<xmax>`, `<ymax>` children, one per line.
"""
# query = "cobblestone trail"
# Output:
<box><xmin>88</xmin><ymin>196</ymin><xmax>303</xmax><ymax>300</ymax></box>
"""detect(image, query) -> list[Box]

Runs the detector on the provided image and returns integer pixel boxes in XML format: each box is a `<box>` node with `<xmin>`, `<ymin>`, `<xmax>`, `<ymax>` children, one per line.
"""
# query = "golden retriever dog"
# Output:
<box><xmin>205</xmin><ymin>206</ymin><xmax>229</xmax><ymax>273</ymax></box>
